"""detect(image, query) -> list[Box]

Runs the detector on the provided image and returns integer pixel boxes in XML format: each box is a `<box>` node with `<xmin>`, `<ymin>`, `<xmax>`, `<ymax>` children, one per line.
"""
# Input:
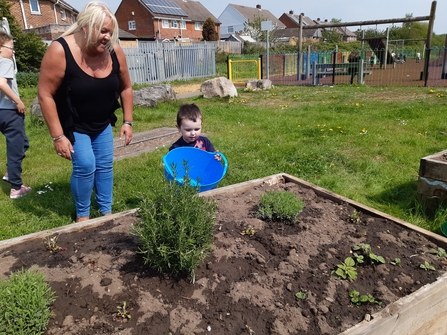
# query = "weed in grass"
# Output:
<box><xmin>132</xmin><ymin>176</ymin><xmax>217</xmax><ymax>283</ymax></box>
<box><xmin>257</xmin><ymin>190</ymin><xmax>304</xmax><ymax>223</ymax></box>
<box><xmin>241</xmin><ymin>225</ymin><xmax>255</xmax><ymax>236</ymax></box>
<box><xmin>0</xmin><ymin>269</ymin><xmax>56</xmax><ymax>334</ymax></box>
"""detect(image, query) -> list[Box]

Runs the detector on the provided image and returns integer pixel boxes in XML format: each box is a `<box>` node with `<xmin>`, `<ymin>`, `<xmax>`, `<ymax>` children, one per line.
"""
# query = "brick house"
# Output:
<box><xmin>8</xmin><ymin>0</ymin><xmax>78</xmax><ymax>40</ymax></box>
<box><xmin>115</xmin><ymin>0</ymin><xmax>220</xmax><ymax>41</ymax></box>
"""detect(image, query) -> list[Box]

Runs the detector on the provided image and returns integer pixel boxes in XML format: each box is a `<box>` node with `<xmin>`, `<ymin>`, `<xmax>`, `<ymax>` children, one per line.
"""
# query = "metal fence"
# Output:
<box><xmin>123</xmin><ymin>42</ymin><xmax>216</xmax><ymax>85</ymax></box>
<box><xmin>259</xmin><ymin>47</ymin><xmax>447</xmax><ymax>87</ymax></box>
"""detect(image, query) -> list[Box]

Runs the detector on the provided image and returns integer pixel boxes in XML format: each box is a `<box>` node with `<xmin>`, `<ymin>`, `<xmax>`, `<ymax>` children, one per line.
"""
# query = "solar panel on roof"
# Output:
<box><xmin>141</xmin><ymin>0</ymin><xmax>188</xmax><ymax>16</ymax></box>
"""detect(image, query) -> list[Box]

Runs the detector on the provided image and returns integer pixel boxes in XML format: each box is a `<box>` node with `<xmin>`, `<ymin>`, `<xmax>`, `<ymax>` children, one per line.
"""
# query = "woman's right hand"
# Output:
<box><xmin>54</xmin><ymin>136</ymin><xmax>74</xmax><ymax>160</ymax></box>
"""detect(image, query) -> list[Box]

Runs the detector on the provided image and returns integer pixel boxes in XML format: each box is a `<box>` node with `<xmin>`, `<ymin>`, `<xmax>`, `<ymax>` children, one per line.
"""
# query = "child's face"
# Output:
<box><xmin>0</xmin><ymin>41</ymin><xmax>14</xmax><ymax>59</ymax></box>
<box><xmin>177</xmin><ymin>118</ymin><xmax>202</xmax><ymax>143</ymax></box>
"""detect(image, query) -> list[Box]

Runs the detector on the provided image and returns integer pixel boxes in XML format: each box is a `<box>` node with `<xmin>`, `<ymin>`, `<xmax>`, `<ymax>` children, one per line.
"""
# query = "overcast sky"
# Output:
<box><xmin>74</xmin><ymin>0</ymin><xmax>446</xmax><ymax>35</ymax></box>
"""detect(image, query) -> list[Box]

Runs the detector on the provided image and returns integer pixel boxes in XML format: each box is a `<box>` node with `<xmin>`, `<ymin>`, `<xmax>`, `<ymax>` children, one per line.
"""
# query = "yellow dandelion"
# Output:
<box><xmin>355</xmin><ymin>103</ymin><xmax>360</xmax><ymax>107</ymax></box>
<box><xmin>329</xmin><ymin>128</ymin><xmax>333</xmax><ymax>131</ymax></box>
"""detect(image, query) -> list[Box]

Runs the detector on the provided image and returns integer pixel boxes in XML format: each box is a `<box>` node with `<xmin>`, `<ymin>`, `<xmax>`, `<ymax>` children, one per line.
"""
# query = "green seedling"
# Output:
<box><xmin>426</xmin><ymin>247</ymin><xmax>447</xmax><ymax>258</ymax></box>
<box><xmin>41</xmin><ymin>235</ymin><xmax>67</xmax><ymax>253</ymax></box>
<box><xmin>349</xmin><ymin>290</ymin><xmax>381</xmax><ymax>306</ymax></box>
<box><xmin>348</xmin><ymin>209</ymin><xmax>362</xmax><ymax>223</ymax></box>
<box><xmin>241</xmin><ymin>225</ymin><xmax>255</xmax><ymax>236</ymax></box>
<box><xmin>420</xmin><ymin>261</ymin><xmax>435</xmax><ymax>271</ymax></box>
<box><xmin>116</xmin><ymin>301</ymin><xmax>131</xmax><ymax>319</ymax></box>
<box><xmin>352</xmin><ymin>253</ymin><xmax>364</xmax><ymax>264</ymax></box>
<box><xmin>334</xmin><ymin>257</ymin><xmax>357</xmax><ymax>280</ymax></box>
<box><xmin>295</xmin><ymin>291</ymin><xmax>306</xmax><ymax>300</ymax></box>
<box><xmin>390</xmin><ymin>258</ymin><xmax>401</xmax><ymax>266</ymax></box>
<box><xmin>352</xmin><ymin>243</ymin><xmax>385</xmax><ymax>265</ymax></box>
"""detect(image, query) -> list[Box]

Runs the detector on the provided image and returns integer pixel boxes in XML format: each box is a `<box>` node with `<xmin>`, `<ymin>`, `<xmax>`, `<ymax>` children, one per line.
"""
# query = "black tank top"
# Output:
<box><xmin>54</xmin><ymin>37</ymin><xmax>120</xmax><ymax>143</ymax></box>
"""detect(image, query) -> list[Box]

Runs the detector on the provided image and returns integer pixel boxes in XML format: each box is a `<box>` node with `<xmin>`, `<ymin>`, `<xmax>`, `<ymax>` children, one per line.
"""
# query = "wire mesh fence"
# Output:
<box><xmin>259</xmin><ymin>48</ymin><xmax>447</xmax><ymax>87</ymax></box>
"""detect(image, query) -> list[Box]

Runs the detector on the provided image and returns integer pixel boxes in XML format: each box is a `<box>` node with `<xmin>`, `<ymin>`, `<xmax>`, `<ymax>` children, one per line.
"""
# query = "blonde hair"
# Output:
<box><xmin>0</xmin><ymin>30</ymin><xmax>13</xmax><ymax>45</ymax></box>
<box><xmin>61</xmin><ymin>1</ymin><xmax>118</xmax><ymax>52</ymax></box>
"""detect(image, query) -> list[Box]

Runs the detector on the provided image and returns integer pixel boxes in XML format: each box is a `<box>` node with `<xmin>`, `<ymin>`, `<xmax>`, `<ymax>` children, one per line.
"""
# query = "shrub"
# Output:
<box><xmin>257</xmin><ymin>190</ymin><xmax>304</xmax><ymax>223</ymax></box>
<box><xmin>133</xmin><ymin>177</ymin><xmax>217</xmax><ymax>282</ymax></box>
<box><xmin>16</xmin><ymin>72</ymin><xmax>39</xmax><ymax>88</ymax></box>
<box><xmin>0</xmin><ymin>269</ymin><xmax>56</xmax><ymax>334</ymax></box>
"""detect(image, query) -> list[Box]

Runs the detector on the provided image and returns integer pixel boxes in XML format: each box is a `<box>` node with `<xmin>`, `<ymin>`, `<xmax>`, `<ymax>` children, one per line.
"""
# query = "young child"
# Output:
<box><xmin>0</xmin><ymin>31</ymin><xmax>30</xmax><ymax>199</ymax></box>
<box><xmin>169</xmin><ymin>103</ymin><xmax>218</xmax><ymax>154</ymax></box>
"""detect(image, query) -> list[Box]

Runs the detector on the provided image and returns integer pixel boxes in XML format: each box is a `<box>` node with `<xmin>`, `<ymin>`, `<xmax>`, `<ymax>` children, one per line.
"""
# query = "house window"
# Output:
<box><xmin>71</xmin><ymin>14</ymin><xmax>76</xmax><ymax>23</ymax></box>
<box><xmin>30</xmin><ymin>0</ymin><xmax>40</xmax><ymax>14</ymax></box>
<box><xmin>180</xmin><ymin>21</ymin><xmax>186</xmax><ymax>30</ymax></box>
<box><xmin>128</xmin><ymin>20</ymin><xmax>136</xmax><ymax>30</ymax></box>
<box><xmin>228</xmin><ymin>26</ymin><xmax>234</xmax><ymax>33</ymax></box>
<box><xmin>162</xmin><ymin>20</ymin><xmax>169</xmax><ymax>28</ymax></box>
<box><xmin>195</xmin><ymin>22</ymin><xmax>201</xmax><ymax>30</ymax></box>
<box><xmin>60</xmin><ymin>9</ymin><xmax>66</xmax><ymax>21</ymax></box>
<box><xmin>171</xmin><ymin>21</ymin><xmax>178</xmax><ymax>28</ymax></box>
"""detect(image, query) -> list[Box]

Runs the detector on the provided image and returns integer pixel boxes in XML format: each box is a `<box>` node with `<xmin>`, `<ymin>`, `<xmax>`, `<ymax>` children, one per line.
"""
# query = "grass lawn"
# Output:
<box><xmin>1</xmin><ymin>84</ymin><xmax>447</xmax><ymax>240</ymax></box>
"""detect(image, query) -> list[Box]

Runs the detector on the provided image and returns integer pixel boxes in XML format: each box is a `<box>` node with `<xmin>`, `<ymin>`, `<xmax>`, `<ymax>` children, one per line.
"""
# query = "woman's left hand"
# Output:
<box><xmin>120</xmin><ymin>124</ymin><xmax>133</xmax><ymax>146</ymax></box>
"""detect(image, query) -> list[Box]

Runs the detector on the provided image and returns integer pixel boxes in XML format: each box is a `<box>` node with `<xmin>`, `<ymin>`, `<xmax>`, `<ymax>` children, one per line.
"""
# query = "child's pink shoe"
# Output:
<box><xmin>10</xmin><ymin>185</ymin><xmax>31</xmax><ymax>199</ymax></box>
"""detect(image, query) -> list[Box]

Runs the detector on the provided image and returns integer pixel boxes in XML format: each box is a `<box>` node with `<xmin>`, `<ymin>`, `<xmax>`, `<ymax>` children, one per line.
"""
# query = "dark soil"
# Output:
<box><xmin>1</xmin><ymin>180</ymin><xmax>447</xmax><ymax>335</ymax></box>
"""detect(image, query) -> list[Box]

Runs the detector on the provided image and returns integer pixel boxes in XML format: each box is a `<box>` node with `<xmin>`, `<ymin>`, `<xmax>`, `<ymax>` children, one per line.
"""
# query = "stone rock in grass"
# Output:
<box><xmin>245</xmin><ymin>79</ymin><xmax>272</xmax><ymax>91</ymax></box>
<box><xmin>134</xmin><ymin>84</ymin><xmax>177</xmax><ymax>107</ymax></box>
<box><xmin>200</xmin><ymin>77</ymin><xmax>237</xmax><ymax>98</ymax></box>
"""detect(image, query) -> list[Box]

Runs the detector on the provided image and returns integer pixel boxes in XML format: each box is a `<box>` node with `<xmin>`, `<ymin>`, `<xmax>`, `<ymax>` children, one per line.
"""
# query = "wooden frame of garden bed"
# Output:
<box><xmin>1</xmin><ymin>173</ymin><xmax>446</xmax><ymax>335</ymax></box>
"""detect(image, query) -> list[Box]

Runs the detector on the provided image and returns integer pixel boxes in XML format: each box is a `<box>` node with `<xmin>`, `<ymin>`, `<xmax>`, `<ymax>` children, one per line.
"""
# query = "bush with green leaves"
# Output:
<box><xmin>133</xmin><ymin>177</ymin><xmax>217</xmax><ymax>283</ymax></box>
<box><xmin>0</xmin><ymin>269</ymin><xmax>56</xmax><ymax>334</ymax></box>
<box><xmin>17</xmin><ymin>72</ymin><xmax>40</xmax><ymax>88</ymax></box>
<box><xmin>257</xmin><ymin>190</ymin><xmax>304</xmax><ymax>223</ymax></box>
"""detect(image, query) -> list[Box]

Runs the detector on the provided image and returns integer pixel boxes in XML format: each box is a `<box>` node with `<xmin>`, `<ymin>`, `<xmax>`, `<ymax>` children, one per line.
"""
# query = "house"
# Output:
<box><xmin>278</xmin><ymin>11</ymin><xmax>322</xmax><ymax>40</ymax></box>
<box><xmin>9</xmin><ymin>0</ymin><xmax>78</xmax><ymax>40</ymax></box>
<box><xmin>115</xmin><ymin>0</ymin><xmax>221</xmax><ymax>41</ymax></box>
<box><xmin>313</xmin><ymin>18</ymin><xmax>357</xmax><ymax>42</ymax></box>
<box><xmin>218</xmin><ymin>4</ymin><xmax>285</xmax><ymax>40</ymax></box>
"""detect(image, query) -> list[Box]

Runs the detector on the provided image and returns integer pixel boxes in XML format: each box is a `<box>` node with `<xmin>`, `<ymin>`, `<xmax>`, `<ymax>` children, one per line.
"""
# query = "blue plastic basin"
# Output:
<box><xmin>162</xmin><ymin>147</ymin><xmax>228</xmax><ymax>192</ymax></box>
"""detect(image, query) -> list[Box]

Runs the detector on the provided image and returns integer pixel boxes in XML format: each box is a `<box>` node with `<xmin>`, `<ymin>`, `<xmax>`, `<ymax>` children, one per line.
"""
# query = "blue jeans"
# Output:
<box><xmin>71</xmin><ymin>125</ymin><xmax>113</xmax><ymax>217</ymax></box>
<box><xmin>0</xmin><ymin>109</ymin><xmax>29</xmax><ymax>190</ymax></box>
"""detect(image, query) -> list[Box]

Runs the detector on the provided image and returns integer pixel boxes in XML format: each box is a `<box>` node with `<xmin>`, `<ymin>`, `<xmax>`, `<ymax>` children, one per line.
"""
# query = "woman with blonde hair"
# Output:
<box><xmin>38</xmin><ymin>1</ymin><xmax>133</xmax><ymax>222</ymax></box>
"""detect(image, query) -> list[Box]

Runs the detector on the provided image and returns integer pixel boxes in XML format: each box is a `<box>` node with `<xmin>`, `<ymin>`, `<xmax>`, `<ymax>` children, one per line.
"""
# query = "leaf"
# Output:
<box><xmin>344</xmin><ymin>257</ymin><xmax>355</xmax><ymax>267</ymax></box>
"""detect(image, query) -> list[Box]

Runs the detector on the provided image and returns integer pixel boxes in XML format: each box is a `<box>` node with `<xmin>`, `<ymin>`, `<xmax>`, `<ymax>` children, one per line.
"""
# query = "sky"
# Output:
<box><xmin>74</xmin><ymin>0</ymin><xmax>447</xmax><ymax>35</ymax></box>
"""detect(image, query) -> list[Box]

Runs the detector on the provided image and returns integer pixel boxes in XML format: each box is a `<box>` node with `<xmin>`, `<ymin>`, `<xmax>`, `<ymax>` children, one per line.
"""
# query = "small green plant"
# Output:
<box><xmin>348</xmin><ymin>209</ymin><xmax>362</xmax><ymax>223</ymax></box>
<box><xmin>390</xmin><ymin>258</ymin><xmax>401</xmax><ymax>266</ymax></box>
<box><xmin>295</xmin><ymin>291</ymin><xmax>306</xmax><ymax>300</ymax></box>
<box><xmin>352</xmin><ymin>243</ymin><xmax>385</xmax><ymax>265</ymax></box>
<box><xmin>349</xmin><ymin>290</ymin><xmax>381</xmax><ymax>306</ymax></box>
<box><xmin>241</xmin><ymin>225</ymin><xmax>255</xmax><ymax>236</ymax></box>
<box><xmin>334</xmin><ymin>257</ymin><xmax>357</xmax><ymax>280</ymax></box>
<box><xmin>352</xmin><ymin>252</ymin><xmax>364</xmax><ymax>264</ymax></box>
<box><xmin>420</xmin><ymin>261</ymin><xmax>436</xmax><ymax>271</ymax></box>
<box><xmin>116</xmin><ymin>301</ymin><xmax>131</xmax><ymax>319</ymax></box>
<box><xmin>426</xmin><ymin>247</ymin><xmax>447</xmax><ymax>258</ymax></box>
<box><xmin>0</xmin><ymin>269</ymin><xmax>56</xmax><ymax>334</ymax></box>
<box><xmin>133</xmin><ymin>174</ymin><xmax>217</xmax><ymax>283</ymax></box>
<box><xmin>41</xmin><ymin>234</ymin><xmax>67</xmax><ymax>253</ymax></box>
<box><xmin>257</xmin><ymin>190</ymin><xmax>304</xmax><ymax>223</ymax></box>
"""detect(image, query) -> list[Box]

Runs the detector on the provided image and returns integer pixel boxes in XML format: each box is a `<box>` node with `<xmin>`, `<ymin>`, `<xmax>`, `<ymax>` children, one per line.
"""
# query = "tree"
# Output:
<box><xmin>0</xmin><ymin>0</ymin><xmax>47</xmax><ymax>72</ymax></box>
<box><xmin>237</xmin><ymin>15</ymin><xmax>279</xmax><ymax>43</ymax></box>
<box><xmin>321</xmin><ymin>18</ymin><xmax>343</xmax><ymax>43</ymax></box>
<box><xmin>202</xmin><ymin>18</ymin><xmax>218</xmax><ymax>41</ymax></box>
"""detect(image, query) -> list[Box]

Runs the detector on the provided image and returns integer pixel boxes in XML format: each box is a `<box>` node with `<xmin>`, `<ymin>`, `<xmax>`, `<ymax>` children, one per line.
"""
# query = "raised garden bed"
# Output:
<box><xmin>1</xmin><ymin>174</ymin><xmax>447</xmax><ymax>334</ymax></box>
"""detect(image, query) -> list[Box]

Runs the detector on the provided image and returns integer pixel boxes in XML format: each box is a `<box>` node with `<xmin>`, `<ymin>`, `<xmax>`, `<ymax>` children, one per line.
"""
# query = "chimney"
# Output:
<box><xmin>289</xmin><ymin>10</ymin><xmax>293</xmax><ymax>15</ymax></box>
<box><xmin>256</xmin><ymin>4</ymin><xmax>261</xmax><ymax>9</ymax></box>
<box><xmin>317</xmin><ymin>18</ymin><xmax>320</xmax><ymax>22</ymax></box>
<box><xmin>324</xmin><ymin>19</ymin><xmax>328</xmax><ymax>22</ymax></box>
<box><xmin>301</xmin><ymin>13</ymin><xmax>304</xmax><ymax>16</ymax></box>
